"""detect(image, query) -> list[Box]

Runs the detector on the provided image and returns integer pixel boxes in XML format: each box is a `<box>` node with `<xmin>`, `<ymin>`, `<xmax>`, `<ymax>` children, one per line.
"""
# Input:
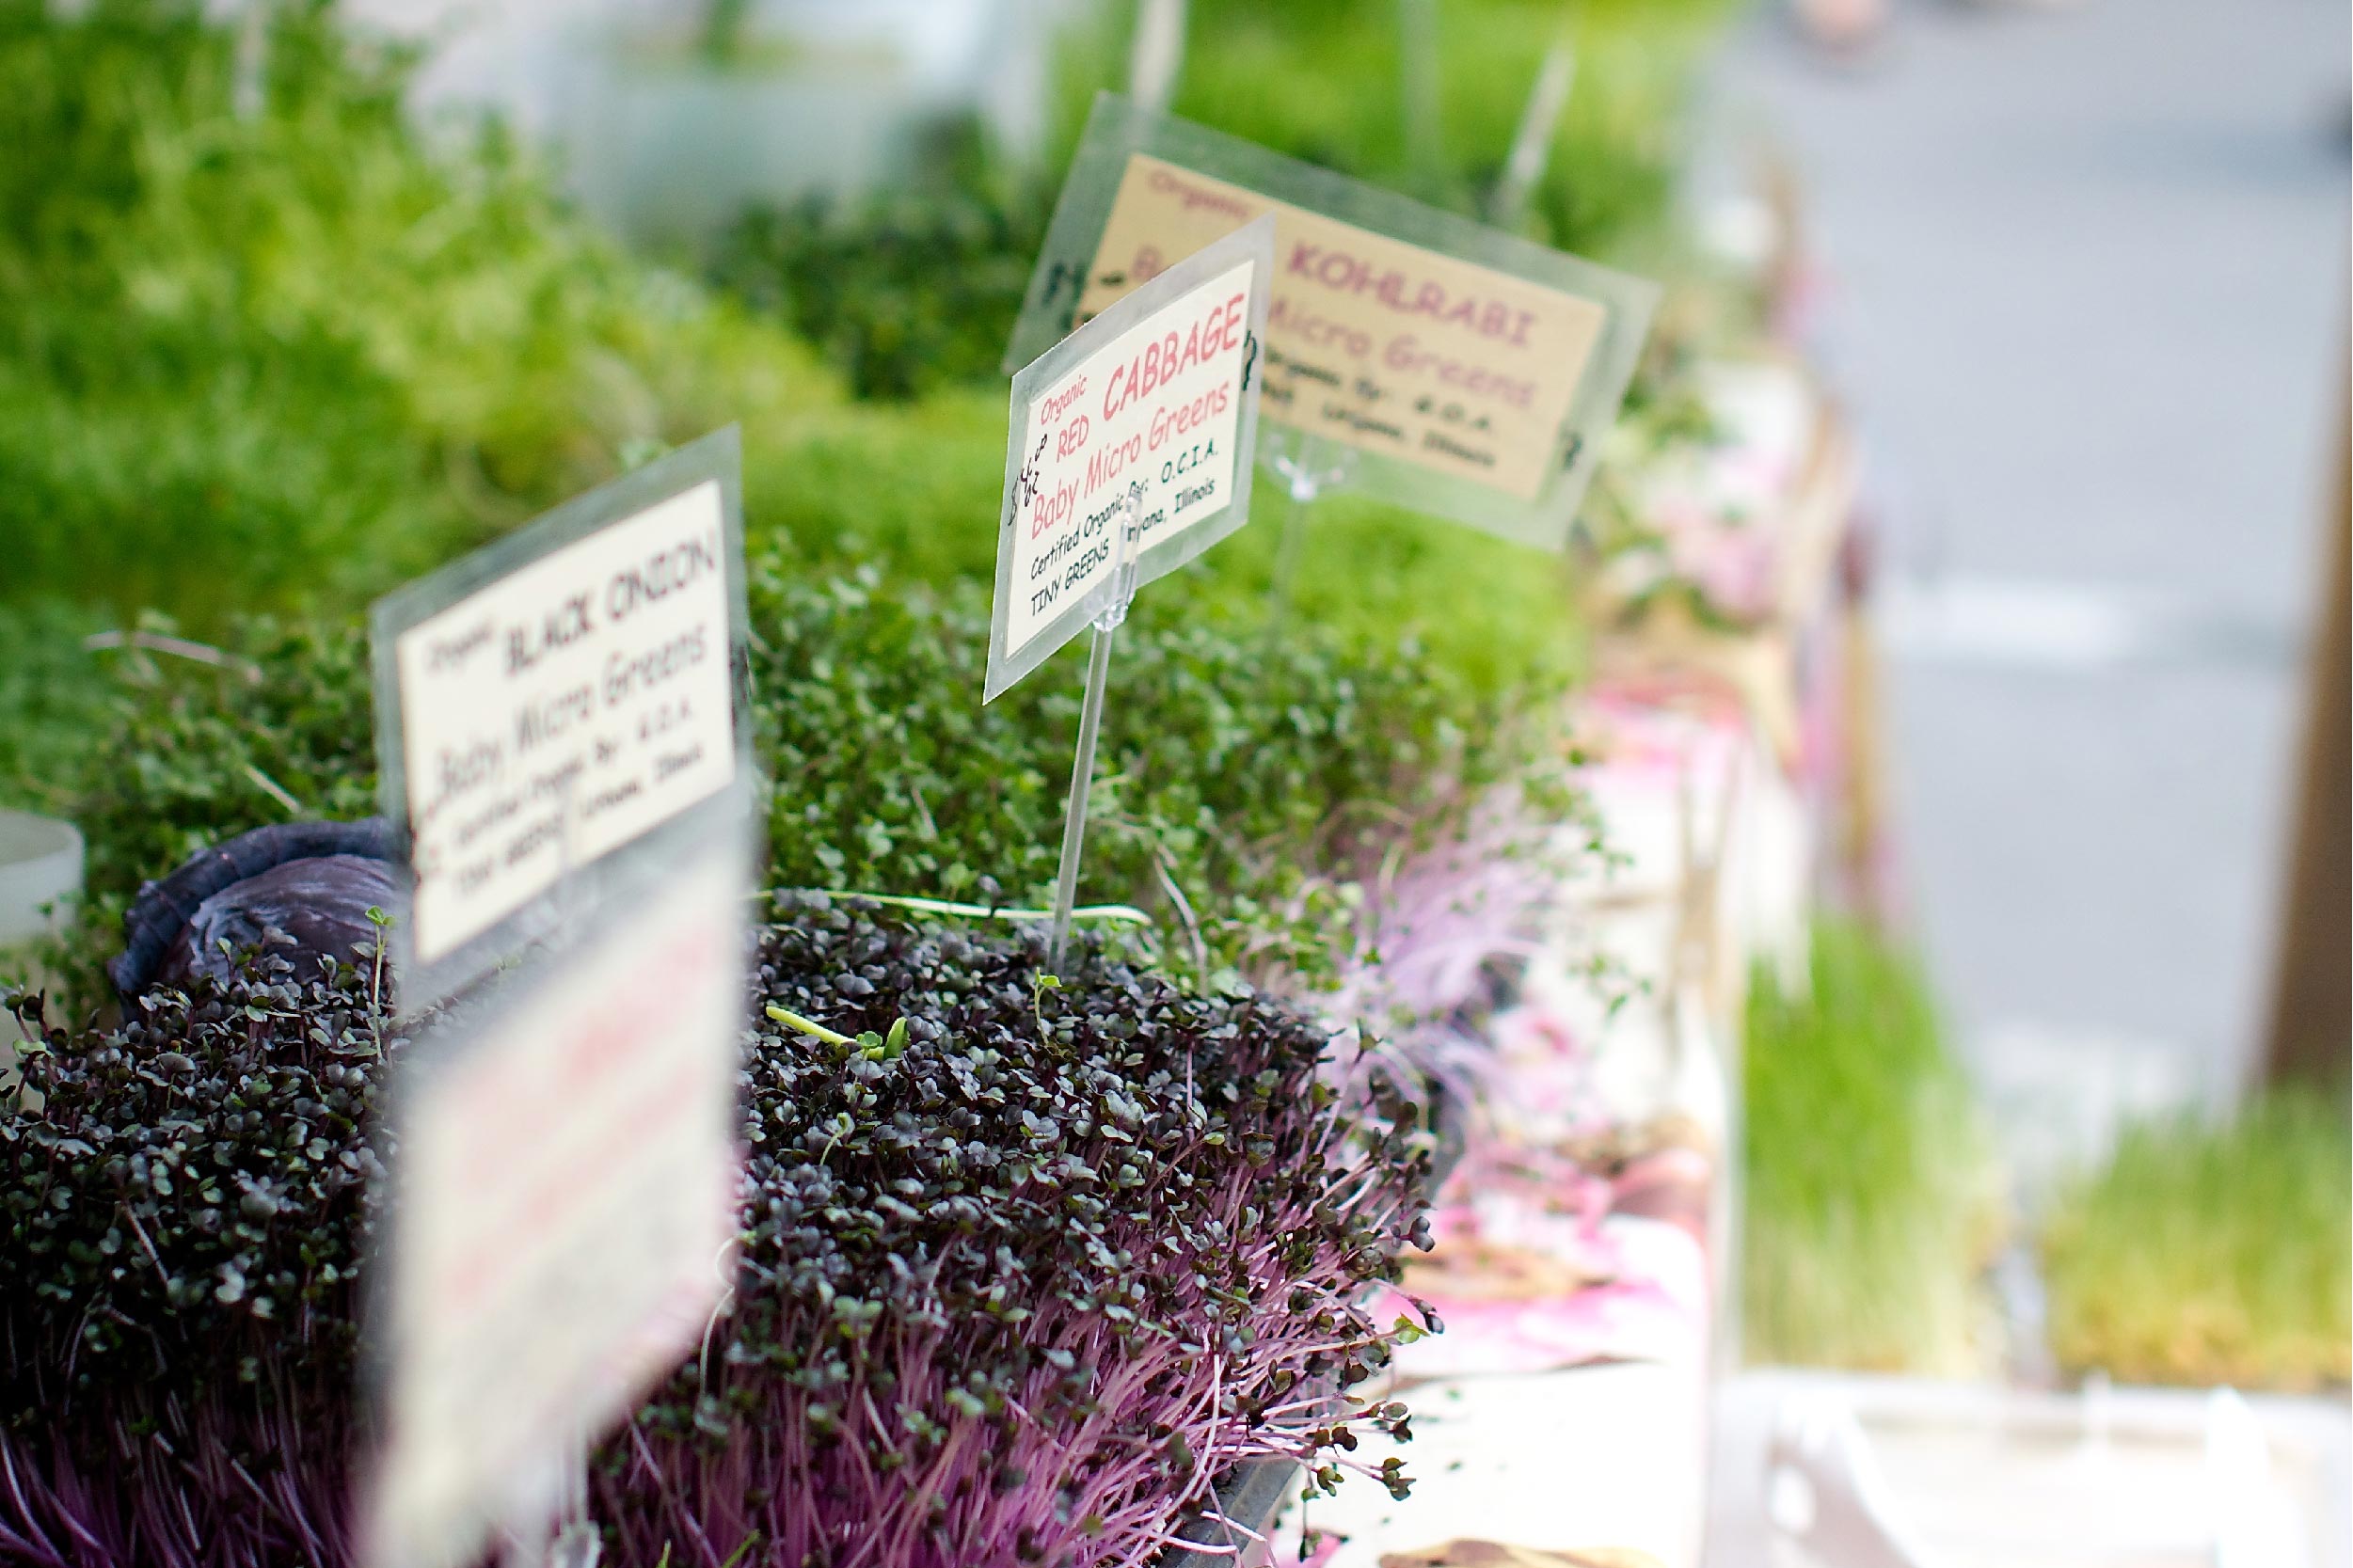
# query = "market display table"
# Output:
<box><xmin>1258</xmin><ymin>356</ymin><xmax>1873</xmax><ymax>1568</ymax></box>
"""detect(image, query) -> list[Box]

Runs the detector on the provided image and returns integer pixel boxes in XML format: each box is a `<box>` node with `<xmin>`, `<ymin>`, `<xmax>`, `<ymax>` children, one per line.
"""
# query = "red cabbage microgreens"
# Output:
<box><xmin>595</xmin><ymin>898</ymin><xmax>1435</xmax><ymax>1566</ymax></box>
<box><xmin>1</xmin><ymin>952</ymin><xmax>388</xmax><ymax>1566</ymax></box>
<box><xmin>1320</xmin><ymin>786</ymin><xmax>1608</xmax><ymax>1117</ymax></box>
<box><xmin>0</xmin><ymin>905</ymin><xmax>1435</xmax><ymax>1567</ymax></box>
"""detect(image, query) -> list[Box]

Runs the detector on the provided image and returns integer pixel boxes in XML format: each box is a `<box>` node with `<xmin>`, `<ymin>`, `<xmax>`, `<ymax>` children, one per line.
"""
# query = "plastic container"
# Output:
<box><xmin>557</xmin><ymin>0</ymin><xmax>1058</xmax><ymax>248</ymax></box>
<box><xmin>1707</xmin><ymin>1370</ymin><xmax>2352</xmax><ymax>1568</ymax></box>
<box><xmin>0</xmin><ymin>811</ymin><xmax>83</xmax><ymax>1066</ymax></box>
<box><xmin>0</xmin><ymin>811</ymin><xmax>81</xmax><ymax>954</ymax></box>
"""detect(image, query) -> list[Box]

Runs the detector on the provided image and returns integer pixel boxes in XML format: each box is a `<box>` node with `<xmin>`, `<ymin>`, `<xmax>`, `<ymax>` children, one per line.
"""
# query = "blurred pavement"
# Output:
<box><xmin>1717</xmin><ymin>0</ymin><xmax>2350</xmax><ymax>1165</ymax></box>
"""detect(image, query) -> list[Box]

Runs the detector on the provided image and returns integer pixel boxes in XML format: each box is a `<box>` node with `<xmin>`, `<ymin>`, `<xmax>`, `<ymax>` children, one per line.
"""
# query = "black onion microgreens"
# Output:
<box><xmin>1</xmin><ymin>906</ymin><xmax>1436</xmax><ymax>1567</ymax></box>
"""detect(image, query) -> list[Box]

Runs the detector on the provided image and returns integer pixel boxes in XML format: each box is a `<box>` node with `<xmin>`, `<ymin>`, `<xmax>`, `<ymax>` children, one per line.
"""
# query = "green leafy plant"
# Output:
<box><xmin>712</xmin><ymin>152</ymin><xmax>1050</xmax><ymax>402</ymax></box>
<box><xmin>39</xmin><ymin>554</ymin><xmax>1565</xmax><ymax>1006</ymax></box>
<box><xmin>741</xmin><ymin>385</ymin><xmax>1587</xmax><ymax>708</ymax></box>
<box><xmin>0</xmin><ymin>0</ymin><xmax>835</xmax><ymax>626</ymax></box>
<box><xmin>0</xmin><ymin>601</ymin><xmax>114</xmax><ymax>813</ymax></box>
<box><xmin>1741</xmin><ymin>918</ymin><xmax>2003</xmax><ymax>1372</ymax></box>
<box><xmin>1158</xmin><ymin>0</ymin><xmax>1723</xmax><ymax>262</ymax></box>
<box><xmin>2042</xmin><ymin>1088</ymin><xmax>2351</xmax><ymax>1390</ymax></box>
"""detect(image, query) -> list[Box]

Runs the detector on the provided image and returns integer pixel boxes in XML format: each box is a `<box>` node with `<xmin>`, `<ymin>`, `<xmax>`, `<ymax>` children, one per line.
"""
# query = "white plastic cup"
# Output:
<box><xmin>1</xmin><ymin>811</ymin><xmax>83</xmax><ymax>1067</ymax></box>
<box><xmin>0</xmin><ymin>811</ymin><xmax>82</xmax><ymax>951</ymax></box>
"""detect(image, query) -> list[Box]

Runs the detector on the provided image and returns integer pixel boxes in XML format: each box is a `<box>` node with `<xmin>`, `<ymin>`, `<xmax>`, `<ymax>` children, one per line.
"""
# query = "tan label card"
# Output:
<box><xmin>1079</xmin><ymin>154</ymin><xmax>1607</xmax><ymax>501</ymax></box>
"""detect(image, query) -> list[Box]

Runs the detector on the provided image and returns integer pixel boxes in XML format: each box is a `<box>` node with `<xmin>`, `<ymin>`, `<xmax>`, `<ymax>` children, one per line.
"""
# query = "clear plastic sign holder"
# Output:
<box><xmin>986</xmin><ymin>220</ymin><xmax>1274</xmax><ymax>968</ymax></box>
<box><xmin>1007</xmin><ymin>96</ymin><xmax>1661</xmax><ymax>555</ymax></box>
<box><xmin>364</xmin><ymin>432</ymin><xmax>755</xmax><ymax>1568</ymax></box>
<box><xmin>368</xmin><ymin>786</ymin><xmax>754</xmax><ymax>1568</ymax></box>
<box><xmin>1047</xmin><ymin>484</ymin><xmax>1144</xmax><ymax>969</ymax></box>
<box><xmin>1264</xmin><ymin>434</ymin><xmax>1357</xmax><ymax>620</ymax></box>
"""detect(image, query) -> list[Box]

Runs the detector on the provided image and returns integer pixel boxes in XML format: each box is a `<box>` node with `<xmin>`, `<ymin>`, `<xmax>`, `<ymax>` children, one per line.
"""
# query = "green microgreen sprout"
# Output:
<box><xmin>362</xmin><ymin>904</ymin><xmax>391</xmax><ymax>1047</ymax></box>
<box><xmin>764</xmin><ymin>1002</ymin><xmax>851</xmax><ymax>1049</ymax></box>
<box><xmin>1031</xmin><ymin>971</ymin><xmax>1061</xmax><ymax>1046</ymax></box>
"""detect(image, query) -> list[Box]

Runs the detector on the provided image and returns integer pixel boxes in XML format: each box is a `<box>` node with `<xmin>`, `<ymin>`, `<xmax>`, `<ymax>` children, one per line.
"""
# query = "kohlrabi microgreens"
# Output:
<box><xmin>711</xmin><ymin>178</ymin><xmax>1049</xmax><ymax>403</ymax></box>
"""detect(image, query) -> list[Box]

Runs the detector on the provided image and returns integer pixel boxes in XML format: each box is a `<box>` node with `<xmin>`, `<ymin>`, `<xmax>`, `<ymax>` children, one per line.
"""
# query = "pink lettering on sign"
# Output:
<box><xmin>1147</xmin><ymin>166</ymin><xmax>1254</xmax><ymax>221</ymax></box>
<box><xmin>1102</xmin><ymin>292</ymin><xmax>1248</xmax><ymax>420</ymax></box>
<box><xmin>1039</xmin><ymin>376</ymin><xmax>1088</xmax><ymax>426</ymax></box>
<box><xmin>1285</xmin><ymin>243</ymin><xmax>1536</xmax><ymax>348</ymax></box>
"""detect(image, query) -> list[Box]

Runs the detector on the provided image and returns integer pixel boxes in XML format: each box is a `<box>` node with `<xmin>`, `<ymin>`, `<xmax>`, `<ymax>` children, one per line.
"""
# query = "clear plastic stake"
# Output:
<box><xmin>1398</xmin><ymin>0</ymin><xmax>1443</xmax><ymax>175</ymax></box>
<box><xmin>1489</xmin><ymin>33</ymin><xmax>1577</xmax><ymax>229</ymax></box>
<box><xmin>1048</xmin><ymin>485</ymin><xmax>1145</xmax><ymax>970</ymax></box>
<box><xmin>1128</xmin><ymin>0</ymin><xmax>1188</xmax><ymax>113</ymax></box>
<box><xmin>1265</xmin><ymin>437</ymin><xmax>1355</xmax><ymax>621</ymax></box>
<box><xmin>499</xmin><ymin>1438</ymin><xmax>597</xmax><ymax>1568</ymax></box>
<box><xmin>232</xmin><ymin>0</ymin><xmax>268</xmax><ymax>120</ymax></box>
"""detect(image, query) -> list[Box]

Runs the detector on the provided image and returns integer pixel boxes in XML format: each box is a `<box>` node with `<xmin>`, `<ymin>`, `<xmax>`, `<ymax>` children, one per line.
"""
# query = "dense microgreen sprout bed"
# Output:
<box><xmin>712</xmin><ymin>172</ymin><xmax>1051</xmax><ymax>402</ymax></box>
<box><xmin>0</xmin><ymin>601</ymin><xmax>114</xmax><ymax>817</ymax></box>
<box><xmin>1741</xmin><ymin>919</ymin><xmax>2003</xmax><ymax>1374</ymax></box>
<box><xmin>608</xmin><ymin>899</ymin><xmax>1431</xmax><ymax>1565</ymax></box>
<box><xmin>751</xmin><ymin>564</ymin><xmax>1566</xmax><ymax>990</ymax></box>
<box><xmin>741</xmin><ymin>388</ymin><xmax>1586</xmax><ymax>708</ymax></box>
<box><xmin>2041</xmin><ymin>1088</ymin><xmax>2350</xmax><ymax>1391</ymax></box>
<box><xmin>35</xmin><ymin>551</ymin><xmax>1564</xmax><ymax>1006</ymax></box>
<box><xmin>0</xmin><ymin>955</ymin><xmax>387</xmax><ymax>1565</ymax></box>
<box><xmin>1</xmin><ymin>908</ymin><xmax>1432</xmax><ymax>1566</ymax></box>
<box><xmin>1159</xmin><ymin>0</ymin><xmax>1726</xmax><ymax>265</ymax></box>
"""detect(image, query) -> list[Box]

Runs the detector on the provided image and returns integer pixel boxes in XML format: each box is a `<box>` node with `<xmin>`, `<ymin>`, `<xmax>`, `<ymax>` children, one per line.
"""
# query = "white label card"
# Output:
<box><xmin>367</xmin><ymin>846</ymin><xmax>744</xmax><ymax>1568</ymax></box>
<box><xmin>389</xmin><ymin>480</ymin><xmax>737</xmax><ymax>966</ymax></box>
<box><xmin>986</xmin><ymin>216</ymin><xmax>1273</xmax><ymax>700</ymax></box>
<box><xmin>1007</xmin><ymin>258</ymin><xmax>1251</xmax><ymax>660</ymax></box>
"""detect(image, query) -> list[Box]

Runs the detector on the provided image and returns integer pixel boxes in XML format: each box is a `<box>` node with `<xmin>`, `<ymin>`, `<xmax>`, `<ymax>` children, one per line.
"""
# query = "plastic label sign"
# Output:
<box><xmin>371</xmin><ymin>429</ymin><xmax>753</xmax><ymax>1008</ymax></box>
<box><xmin>367</xmin><ymin>841</ymin><xmax>745</xmax><ymax>1568</ymax></box>
<box><xmin>1009</xmin><ymin>96</ymin><xmax>1660</xmax><ymax>552</ymax></box>
<box><xmin>986</xmin><ymin>214</ymin><xmax>1275</xmax><ymax>700</ymax></box>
